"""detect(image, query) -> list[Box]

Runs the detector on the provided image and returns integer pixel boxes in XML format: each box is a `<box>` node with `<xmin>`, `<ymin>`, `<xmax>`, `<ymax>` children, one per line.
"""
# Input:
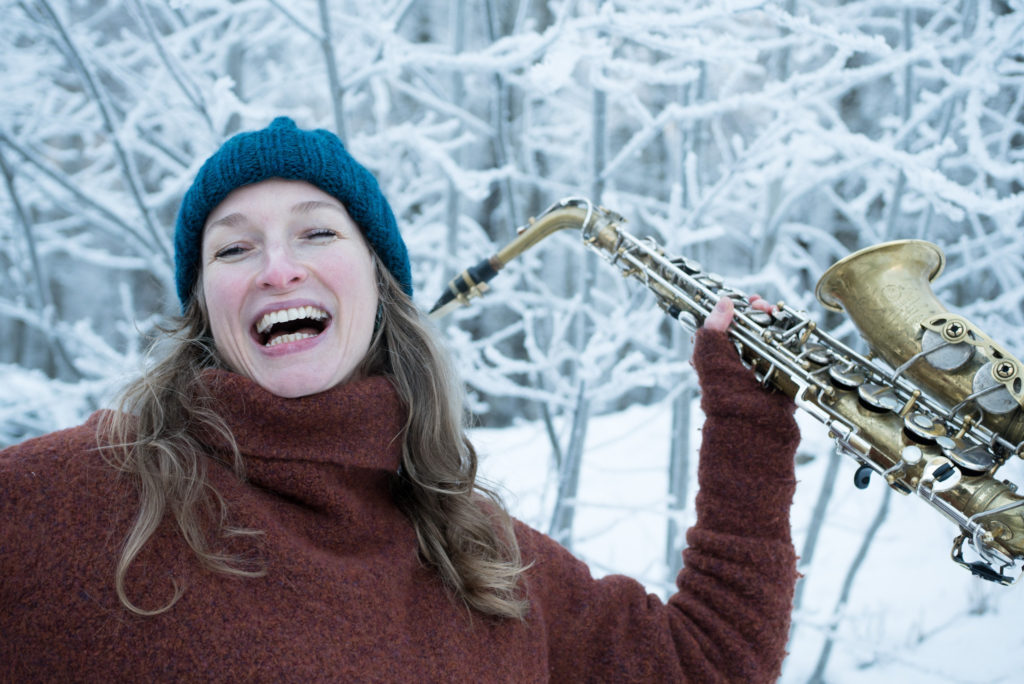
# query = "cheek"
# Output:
<box><xmin>202</xmin><ymin>271</ymin><xmax>247</xmax><ymax>336</ymax></box>
<box><xmin>323</xmin><ymin>256</ymin><xmax>378</xmax><ymax>315</ymax></box>
<box><xmin>347</xmin><ymin>270</ymin><xmax>380</xmax><ymax>324</ymax></box>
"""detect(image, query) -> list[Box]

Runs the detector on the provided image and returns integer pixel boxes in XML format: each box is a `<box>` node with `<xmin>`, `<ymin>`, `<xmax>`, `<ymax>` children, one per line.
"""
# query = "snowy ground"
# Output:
<box><xmin>473</xmin><ymin>400</ymin><xmax>1024</xmax><ymax>684</ymax></box>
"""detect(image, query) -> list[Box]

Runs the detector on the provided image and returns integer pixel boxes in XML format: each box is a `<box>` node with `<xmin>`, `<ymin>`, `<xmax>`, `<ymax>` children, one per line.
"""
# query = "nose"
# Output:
<box><xmin>259</xmin><ymin>243</ymin><xmax>307</xmax><ymax>290</ymax></box>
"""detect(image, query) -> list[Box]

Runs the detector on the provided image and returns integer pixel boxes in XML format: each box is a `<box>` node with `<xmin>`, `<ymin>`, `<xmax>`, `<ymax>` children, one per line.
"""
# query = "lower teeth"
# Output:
<box><xmin>266</xmin><ymin>332</ymin><xmax>317</xmax><ymax>347</ymax></box>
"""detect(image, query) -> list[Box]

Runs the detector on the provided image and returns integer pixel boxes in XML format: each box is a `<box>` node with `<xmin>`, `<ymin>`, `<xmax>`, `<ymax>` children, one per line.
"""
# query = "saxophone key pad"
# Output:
<box><xmin>746</xmin><ymin>310</ymin><xmax>773</xmax><ymax>326</ymax></box>
<box><xmin>947</xmin><ymin>445</ymin><xmax>997</xmax><ymax>475</ymax></box>
<box><xmin>921</xmin><ymin>329</ymin><xmax>973</xmax><ymax>371</ymax></box>
<box><xmin>857</xmin><ymin>383</ymin><xmax>900</xmax><ymax>412</ymax></box>
<box><xmin>901</xmin><ymin>444</ymin><xmax>923</xmax><ymax>465</ymax></box>
<box><xmin>903</xmin><ymin>411</ymin><xmax>947</xmax><ymax>443</ymax></box>
<box><xmin>972</xmin><ymin>362</ymin><xmax>1019</xmax><ymax>415</ymax></box>
<box><xmin>829</xmin><ymin>365</ymin><xmax>865</xmax><ymax>390</ymax></box>
<box><xmin>804</xmin><ymin>345</ymin><xmax>832</xmax><ymax>366</ymax></box>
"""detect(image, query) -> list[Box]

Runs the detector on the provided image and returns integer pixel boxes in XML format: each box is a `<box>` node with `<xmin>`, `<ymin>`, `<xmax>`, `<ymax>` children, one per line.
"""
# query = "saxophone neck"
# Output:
<box><xmin>429</xmin><ymin>198</ymin><xmax>609</xmax><ymax>318</ymax></box>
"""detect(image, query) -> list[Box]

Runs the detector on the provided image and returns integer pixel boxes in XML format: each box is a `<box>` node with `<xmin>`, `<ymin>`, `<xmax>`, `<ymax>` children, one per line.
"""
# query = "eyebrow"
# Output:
<box><xmin>206</xmin><ymin>200</ymin><xmax>348</xmax><ymax>232</ymax></box>
<box><xmin>206</xmin><ymin>212</ymin><xmax>247</xmax><ymax>231</ymax></box>
<box><xmin>291</xmin><ymin>200</ymin><xmax>348</xmax><ymax>217</ymax></box>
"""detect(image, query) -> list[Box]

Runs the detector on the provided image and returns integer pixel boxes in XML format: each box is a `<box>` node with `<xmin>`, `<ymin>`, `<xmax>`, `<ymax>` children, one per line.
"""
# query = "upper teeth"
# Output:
<box><xmin>256</xmin><ymin>306</ymin><xmax>329</xmax><ymax>334</ymax></box>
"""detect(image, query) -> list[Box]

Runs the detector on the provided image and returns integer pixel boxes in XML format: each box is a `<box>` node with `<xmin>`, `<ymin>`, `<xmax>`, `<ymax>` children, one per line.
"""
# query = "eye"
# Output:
<box><xmin>213</xmin><ymin>244</ymin><xmax>248</xmax><ymax>260</ymax></box>
<box><xmin>304</xmin><ymin>227</ymin><xmax>340</xmax><ymax>241</ymax></box>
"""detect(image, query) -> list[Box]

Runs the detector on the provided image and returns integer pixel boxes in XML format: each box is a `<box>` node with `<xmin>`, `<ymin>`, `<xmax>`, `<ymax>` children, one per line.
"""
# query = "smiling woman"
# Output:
<box><xmin>0</xmin><ymin>117</ymin><xmax>801</xmax><ymax>682</ymax></box>
<box><xmin>200</xmin><ymin>180</ymin><xmax>379</xmax><ymax>397</ymax></box>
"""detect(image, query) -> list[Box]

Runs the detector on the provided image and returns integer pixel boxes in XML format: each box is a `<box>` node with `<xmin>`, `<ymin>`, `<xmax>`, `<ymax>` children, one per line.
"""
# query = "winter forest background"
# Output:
<box><xmin>3</xmin><ymin>0</ymin><xmax>1024</xmax><ymax>681</ymax></box>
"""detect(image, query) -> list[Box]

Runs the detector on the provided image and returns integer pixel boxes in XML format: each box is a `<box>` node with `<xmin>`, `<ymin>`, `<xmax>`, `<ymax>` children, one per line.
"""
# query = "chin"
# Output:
<box><xmin>255</xmin><ymin>367</ymin><xmax>355</xmax><ymax>398</ymax></box>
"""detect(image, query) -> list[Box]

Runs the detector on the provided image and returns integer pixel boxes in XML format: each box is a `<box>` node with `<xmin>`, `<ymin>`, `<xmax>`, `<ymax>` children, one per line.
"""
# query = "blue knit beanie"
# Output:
<box><xmin>174</xmin><ymin>117</ymin><xmax>412</xmax><ymax>307</ymax></box>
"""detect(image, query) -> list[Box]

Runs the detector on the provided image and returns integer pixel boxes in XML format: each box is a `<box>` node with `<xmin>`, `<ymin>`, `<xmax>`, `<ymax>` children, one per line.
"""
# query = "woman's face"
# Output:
<box><xmin>200</xmin><ymin>179</ymin><xmax>379</xmax><ymax>398</ymax></box>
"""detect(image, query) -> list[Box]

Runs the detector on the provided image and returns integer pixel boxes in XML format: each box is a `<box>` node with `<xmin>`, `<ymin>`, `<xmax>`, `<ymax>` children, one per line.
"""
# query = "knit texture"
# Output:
<box><xmin>0</xmin><ymin>330</ymin><xmax>798</xmax><ymax>683</ymax></box>
<box><xmin>174</xmin><ymin>117</ymin><xmax>412</xmax><ymax>306</ymax></box>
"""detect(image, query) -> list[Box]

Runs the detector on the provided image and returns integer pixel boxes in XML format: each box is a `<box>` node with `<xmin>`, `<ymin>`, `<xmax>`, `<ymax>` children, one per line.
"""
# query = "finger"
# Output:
<box><xmin>704</xmin><ymin>297</ymin><xmax>734</xmax><ymax>332</ymax></box>
<box><xmin>748</xmin><ymin>294</ymin><xmax>774</xmax><ymax>314</ymax></box>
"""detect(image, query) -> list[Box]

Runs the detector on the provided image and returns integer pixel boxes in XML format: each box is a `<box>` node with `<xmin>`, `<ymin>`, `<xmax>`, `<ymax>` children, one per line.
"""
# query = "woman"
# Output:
<box><xmin>0</xmin><ymin>118</ymin><xmax>799</xmax><ymax>682</ymax></box>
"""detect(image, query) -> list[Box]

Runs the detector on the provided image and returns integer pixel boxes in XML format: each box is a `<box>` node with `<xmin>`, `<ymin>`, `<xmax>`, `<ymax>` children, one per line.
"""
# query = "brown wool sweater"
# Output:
<box><xmin>0</xmin><ymin>329</ymin><xmax>799</xmax><ymax>683</ymax></box>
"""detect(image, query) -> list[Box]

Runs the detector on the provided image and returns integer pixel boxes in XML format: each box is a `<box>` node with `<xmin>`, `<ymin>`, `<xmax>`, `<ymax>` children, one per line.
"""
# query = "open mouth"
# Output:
<box><xmin>254</xmin><ymin>305</ymin><xmax>331</xmax><ymax>347</ymax></box>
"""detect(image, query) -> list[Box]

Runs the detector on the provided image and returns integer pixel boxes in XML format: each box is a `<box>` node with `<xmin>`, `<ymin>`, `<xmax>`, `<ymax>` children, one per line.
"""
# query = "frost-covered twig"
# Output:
<box><xmin>0</xmin><ymin>132</ymin><xmax>157</xmax><ymax>255</ymax></box>
<box><xmin>0</xmin><ymin>147</ymin><xmax>79</xmax><ymax>377</ymax></box>
<box><xmin>128</xmin><ymin>0</ymin><xmax>213</xmax><ymax>130</ymax></box>
<box><xmin>34</xmin><ymin>0</ymin><xmax>171</xmax><ymax>267</ymax></box>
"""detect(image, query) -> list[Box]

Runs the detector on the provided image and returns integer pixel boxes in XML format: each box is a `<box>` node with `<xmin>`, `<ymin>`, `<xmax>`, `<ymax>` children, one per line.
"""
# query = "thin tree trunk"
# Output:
<box><xmin>0</xmin><ymin>147</ymin><xmax>79</xmax><ymax>379</ymax></box>
<box><xmin>317</xmin><ymin>0</ymin><xmax>347</xmax><ymax>140</ymax></box>
<box><xmin>548</xmin><ymin>382</ymin><xmax>589</xmax><ymax>547</ymax></box>
<box><xmin>807</xmin><ymin>487</ymin><xmax>892</xmax><ymax>684</ymax></box>
<box><xmin>789</xmin><ymin>447</ymin><xmax>842</xmax><ymax>645</ymax></box>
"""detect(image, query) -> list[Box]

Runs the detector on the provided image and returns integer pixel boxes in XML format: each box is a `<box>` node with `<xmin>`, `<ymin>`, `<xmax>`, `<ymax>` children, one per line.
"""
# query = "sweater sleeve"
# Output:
<box><xmin>520</xmin><ymin>328</ymin><xmax>800</xmax><ymax>683</ymax></box>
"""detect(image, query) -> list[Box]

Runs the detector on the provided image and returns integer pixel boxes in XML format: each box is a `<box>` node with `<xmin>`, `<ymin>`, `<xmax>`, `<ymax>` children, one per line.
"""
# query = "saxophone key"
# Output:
<box><xmin>904</xmin><ymin>411</ymin><xmax>947</xmax><ymax>443</ymax></box>
<box><xmin>901</xmin><ymin>444</ymin><xmax>924</xmax><ymax>465</ymax></box>
<box><xmin>857</xmin><ymin>383</ymin><xmax>901</xmax><ymax>412</ymax></box>
<box><xmin>800</xmin><ymin>344</ymin><xmax>831</xmax><ymax>367</ymax></box>
<box><xmin>697</xmin><ymin>273</ymin><xmax>724</xmax><ymax>288</ymax></box>
<box><xmin>972</xmin><ymin>361</ymin><xmax>1020</xmax><ymax>415</ymax></box>
<box><xmin>746</xmin><ymin>310</ymin><xmax>772</xmax><ymax>326</ymax></box>
<box><xmin>921</xmin><ymin>456</ymin><xmax>962</xmax><ymax>492</ymax></box>
<box><xmin>921</xmin><ymin>328</ymin><xmax>973</xmax><ymax>371</ymax></box>
<box><xmin>828</xmin><ymin>365</ymin><xmax>866</xmax><ymax>390</ymax></box>
<box><xmin>946</xmin><ymin>444</ymin><xmax>998</xmax><ymax>475</ymax></box>
<box><xmin>881</xmin><ymin>460</ymin><xmax>910</xmax><ymax>490</ymax></box>
<box><xmin>853</xmin><ymin>464</ymin><xmax>873</xmax><ymax>489</ymax></box>
<box><xmin>669</xmin><ymin>255</ymin><xmax>701</xmax><ymax>275</ymax></box>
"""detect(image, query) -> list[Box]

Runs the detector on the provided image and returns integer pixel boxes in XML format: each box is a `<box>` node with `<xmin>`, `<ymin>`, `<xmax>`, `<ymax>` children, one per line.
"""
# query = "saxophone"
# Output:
<box><xmin>430</xmin><ymin>198</ymin><xmax>1024</xmax><ymax>585</ymax></box>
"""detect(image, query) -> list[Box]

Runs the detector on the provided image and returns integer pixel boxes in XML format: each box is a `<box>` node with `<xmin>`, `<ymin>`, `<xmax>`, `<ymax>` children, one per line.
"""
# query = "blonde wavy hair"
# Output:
<box><xmin>99</xmin><ymin>260</ymin><xmax>528</xmax><ymax>618</ymax></box>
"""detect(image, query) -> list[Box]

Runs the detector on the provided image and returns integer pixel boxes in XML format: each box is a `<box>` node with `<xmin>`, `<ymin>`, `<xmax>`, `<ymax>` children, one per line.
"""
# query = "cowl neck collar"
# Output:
<box><xmin>199</xmin><ymin>369</ymin><xmax>405</xmax><ymax>474</ymax></box>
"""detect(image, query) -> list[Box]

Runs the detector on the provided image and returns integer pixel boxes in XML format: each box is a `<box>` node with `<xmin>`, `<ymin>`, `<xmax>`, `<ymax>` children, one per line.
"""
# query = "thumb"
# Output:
<box><xmin>703</xmin><ymin>297</ymin><xmax>734</xmax><ymax>332</ymax></box>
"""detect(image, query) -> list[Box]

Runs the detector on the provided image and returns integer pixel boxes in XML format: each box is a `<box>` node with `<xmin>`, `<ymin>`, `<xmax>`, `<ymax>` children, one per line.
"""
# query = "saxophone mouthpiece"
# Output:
<box><xmin>429</xmin><ymin>257</ymin><xmax>502</xmax><ymax>318</ymax></box>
